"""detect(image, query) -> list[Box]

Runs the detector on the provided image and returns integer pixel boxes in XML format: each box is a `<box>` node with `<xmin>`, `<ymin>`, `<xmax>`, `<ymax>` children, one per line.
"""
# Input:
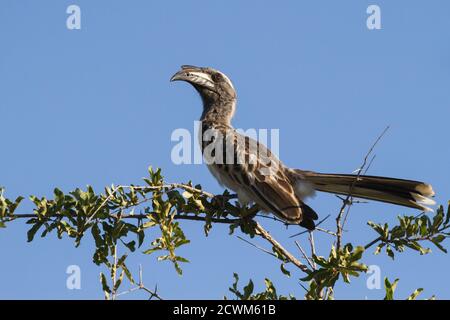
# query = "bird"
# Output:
<box><xmin>170</xmin><ymin>65</ymin><xmax>435</xmax><ymax>230</ymax></box>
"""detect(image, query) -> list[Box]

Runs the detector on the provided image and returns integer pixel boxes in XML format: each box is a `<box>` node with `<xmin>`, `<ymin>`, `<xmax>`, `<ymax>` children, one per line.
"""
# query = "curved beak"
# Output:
<box><xmin>170</xmin><ymin>65</ymin><xmax>215</xmax><ymax>89</ymax></box>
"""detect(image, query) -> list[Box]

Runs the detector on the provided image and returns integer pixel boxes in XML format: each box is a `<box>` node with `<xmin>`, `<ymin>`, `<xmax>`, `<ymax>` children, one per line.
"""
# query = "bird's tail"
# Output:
<box><xmin>296</xmin><ymin>170</ymin><xmax>436</xmax><ymax>212</ymax></box>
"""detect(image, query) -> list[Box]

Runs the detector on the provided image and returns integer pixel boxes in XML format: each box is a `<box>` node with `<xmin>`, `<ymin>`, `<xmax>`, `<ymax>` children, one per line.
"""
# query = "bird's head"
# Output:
<box><xmin>170</xmin><ymin>65</ymin><xmax>236</xmax><ymax>105</ymax></box>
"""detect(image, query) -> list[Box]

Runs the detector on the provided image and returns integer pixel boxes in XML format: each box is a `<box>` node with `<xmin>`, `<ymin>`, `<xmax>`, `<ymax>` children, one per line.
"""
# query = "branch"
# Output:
<box><xmin>295</xmin><ymin>240</ymin><xmax>315</xmax><ymax>270</ymax></box>
<box><xmin>116</xmin><ymin>265</ymin><xmax>163</xmax><ymax>300</ymax></box>
<box><xmin>335</xmin><ymin>126</ymin><xmax>390</xmax><ymax>249</ymax></box>
<box><xmin>364</xmin><ymin>227</ymin><xmax>450</xmax><ymax>250</ymax></box>
<box><xmin>236</xmin><ymin>236</ymin><xmax>278</xmax><ymax>258</ymax></box>
<box><xmin>253</xmin><ymin>221</ymin><xmax>309</xmax><ymax>273</ymax></box>
<box><xmin>8</xmin><ymin>207</ymin><xmax>308</xmax><ymax>273</ymax></box>
<box><xmin>7</xmin><ymin>212</ymin><xmax>241</xmax><ymax>224</ymax></box>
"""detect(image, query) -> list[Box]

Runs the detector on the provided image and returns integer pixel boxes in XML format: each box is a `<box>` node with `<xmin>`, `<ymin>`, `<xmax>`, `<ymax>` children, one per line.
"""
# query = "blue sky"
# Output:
<box><xmin>0</xmin><ymin>0</ymin><xmax>449</xmax><ymax>299</ymax></box>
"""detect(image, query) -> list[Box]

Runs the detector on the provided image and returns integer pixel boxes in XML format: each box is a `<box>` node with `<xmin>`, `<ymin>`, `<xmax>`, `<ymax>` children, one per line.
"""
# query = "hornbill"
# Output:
<box><xmin>170</xmin><ymin>65</ymin><xmax>435</xmax><ymax>230</ymax></box>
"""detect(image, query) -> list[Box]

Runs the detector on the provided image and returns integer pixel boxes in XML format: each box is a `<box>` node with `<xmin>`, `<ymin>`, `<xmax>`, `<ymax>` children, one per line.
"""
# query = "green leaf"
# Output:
<box><xmin>137</xmin><ymin>229</ymin><xmax>145</xmax><ymax>247</ymax></box>
<box><xmin>174</xmin><ymin>263</ymin><xmax>183</xmax><ymax>275</ymax></box>
<box><xmin>113</xmin><ymin>270</ymin><xmax>125</xmax><ymax>292</ymax></box>
<box><xmin>430</xmin><ymin>235</ymin><xmax>448</xmax><ymax>253</ymax></box>
<box><xmin>121</xmin><ymin>263</ymin><xmax>135</xmax><ymax>285</ymax></box>
<box><xmin>407</xmin><ymin>288</ymin><xmax>423</xmax><ymax>300</ymax></box>
<box><xmin>91</xmin><ymin>224</ymin><xmax>103</xmax><ymax>247</ymax></box>
<box><xmin>117</xmin><ymin>254</ymin><xmax>128</xmax><ymax>267</ymax></box>
<box><xmin>280</xmin><ymin>263</ymin><xmax>291</xmax><ymax>277</ymax></box>
<box><xmin>175</xmin><ymin>256</ymin><xmax>190</xmax><ymax>263</ymax></box>
<box><xmin>386</xmin><ymin>246</ymin><xmax>395</xmax><ymax>260</ymax></box>
<box><xmin>349</xmin><ymin>246</ymin><xmax>365</xmax><ymax>262</ymax></box>
<box><xmin>368</xmin><ymin>221</ymin><xmax>385</xmax><ymax>237</ymax></box>
<box><xmin>142</xmin><ymin>247</ymin><xmax>159</xmax><ymax>255</ymax></box>
<box><xmin>374</xmin><ymin>243</ymin><xmax>385</xmax><ymax>255</ymax></box>
<box><xmin>142</xmin><ymin>221</ymin><xmax>156</xmax><ymax>229</ymax></box>
<box><xmin>232</xmin><ymin>273</ymin><xmax>239</xmax><ymax>291</ymax></box>
<box><xmin>312</xmin><ymin>254</ymin><xmax>329</xmax><ymax>268</ymax></box>
<box><xmin>444</xmin><ymin>202</ymin><xmax>450</xmax><ymax>225</ymax></box>
<box><xmin>384</xmin><ymin>278</ymin><xmax>399</xmax><ymax>300</ymax></box>
<box><xmin>100</xmin><ymin>272</ymin><xmax>111</xmax><ymax>300</ymax></box>
<box><xmin>27</xmin><ymin>222</ymin><xmax>43</xmax><ymax>242</ymax></box>
<box><xmin>123</xmin><ymin>240</ymin><xmax>136</xmax><ymax>252</ymax></box>
<box><xmin>243</xmin><ymin>279</ymin><xmax>254</xmax><ymax>299</ymax></box>
<box><xmin>431</xmin><ymin>212</ymin><xmax>444</xmax><ymax>231</ymax></box>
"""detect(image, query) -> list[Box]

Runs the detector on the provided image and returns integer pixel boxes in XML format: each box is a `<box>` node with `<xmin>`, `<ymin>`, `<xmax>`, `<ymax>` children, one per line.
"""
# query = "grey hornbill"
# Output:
<box><xmin>170</xmin><ymin>65</ymin><xmax>435</xmax><ymax>230</ymax></box>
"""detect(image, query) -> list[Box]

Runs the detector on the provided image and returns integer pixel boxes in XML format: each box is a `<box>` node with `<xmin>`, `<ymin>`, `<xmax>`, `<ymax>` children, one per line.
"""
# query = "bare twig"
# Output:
<box><xmin>335</xmin><ymin>126</ymin><xmax>390</xmax><ymax>249</ymax></box>
<box><xmin>290</xmin><ymin>214</ymin><xmax>331</xmax><ymax>238</ymax></box>
<box><xmin>295</xmin><ymin>241</ymin><xmax>315</xmax><ymax>270</ymax></box>
<box><xmin>236</xmin><ymin>236</ymin><xmax>278</xmax><ymax>258</ymax></box>
<box><xmin>308</xmin><ymin>232</ymin><xmax>317</xmax><ymax>270</ymax></box>
<box><xmin>363</xmin><ymin>154</ymin><xmax>377</xmax><ymax>175</ymax></box>
<box><xmin>315</xmin><ymin>227</ymin><xmax>337</xmax><ymax>237</ymax></box>
<box><xmin>116</xmin><ymin>264</ymin><xmax>163</xmax><ymax>300</ymax></box>
<box><xmin>256</xmin><ymin>214</ymin><xmax>294</xmax><ymax>226</ymax></box>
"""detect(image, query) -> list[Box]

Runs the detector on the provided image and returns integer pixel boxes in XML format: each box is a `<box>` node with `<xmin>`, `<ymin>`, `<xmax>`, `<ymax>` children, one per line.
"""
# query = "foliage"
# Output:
<box><xmin>0</xmin><ymin>168</ymin><xmax>449</xmax><ymax>300</ymax></box>
<box><xmin>367</xmin><ymin>203</ymin><xmax>450</xmax><ymax>258</ymax></box>
<box><xmin>301</xmin><ymin>244</ymin><xmax>368</xmax><ymax>300</ymax></box>
<box><xmin>0</xmin><ymin>187</ymin><xmax>24</xmax><ymax>228</ymax></box>
<box><xmin>383</xmin><ymin>277</ymin><xmax>435</xmax><ymax>300</ymax></box>
<box><xmin>227</xmin><ymin>273</ymin><xmax>295</xmax><ymax>300</ymax></box>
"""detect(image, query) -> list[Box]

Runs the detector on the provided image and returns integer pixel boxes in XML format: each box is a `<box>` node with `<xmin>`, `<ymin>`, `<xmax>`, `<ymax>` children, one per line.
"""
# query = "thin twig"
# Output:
<box><xmin>256</xmin><ymin>214</ymin><xmax>294</xmax><ymax>225</ymax></box>
<box><xmin>308</xmin><ymin>232</ymin><xmax>317</xmax><ymax>270</ymax></box>
<box><xmin>289</xmin><ymin>214</ymin><xmax>331</xmax><ymax>238</ymax></box>
<box><xmin>236</xmin><ymin>236</ymin><xmax>278</xmax><ymax>258</ymax></box>
<box><xmin>315</xmin><ymin>227</ymin><xmax>337</xmax><ymax>237</ymax></box>
<box><xmin>363</xmin><ymin>154</ymin><xmax>377</xmax><ymax>175</ymax></box>
<box><xmin>335</xmin><ymin>125</ymin><xmax>390</xmax><ymax>249</ymax></box>
<box><xmin>116</xmin><ymin>264</ymin><xmax>163</xmax><ymax>300</ymax></box>
<box><xmin>294</xmin><ymin>241</ymin><xmax>315</xmax><ymax>270</ymax></box>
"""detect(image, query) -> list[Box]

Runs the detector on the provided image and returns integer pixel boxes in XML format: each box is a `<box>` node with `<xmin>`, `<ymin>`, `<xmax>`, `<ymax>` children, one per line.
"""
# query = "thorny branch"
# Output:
<box><xmin>116</xmin><ymin>265</ymin><xmax>163</xmax><ymax>300</ymax></box>
<box><xmin>6</xmin><ymin>182</ymin><xmax>310</xmax><ymax>274</ymax></box>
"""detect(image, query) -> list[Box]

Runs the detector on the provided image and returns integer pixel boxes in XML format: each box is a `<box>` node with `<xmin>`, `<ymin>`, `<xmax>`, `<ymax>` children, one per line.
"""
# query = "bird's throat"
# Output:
<box><xmin>200</xmin><ymin>101</ymin><xmax>236</xmax><ymax>125</ymax></box>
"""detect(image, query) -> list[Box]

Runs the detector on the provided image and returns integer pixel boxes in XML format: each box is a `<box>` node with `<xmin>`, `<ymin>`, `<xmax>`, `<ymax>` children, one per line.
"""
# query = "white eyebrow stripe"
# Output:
<box><xmin>217</xmin><ymin>71</ymin><xmax>235</xmax><ymax>90</ymax></box>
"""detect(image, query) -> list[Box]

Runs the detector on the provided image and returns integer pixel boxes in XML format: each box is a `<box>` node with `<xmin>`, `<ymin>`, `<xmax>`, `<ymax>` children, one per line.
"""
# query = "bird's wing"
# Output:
<box><xmin>226</xmin><ymin>131</ymin><xmax>318</xmax><ymax>228</ymax></box>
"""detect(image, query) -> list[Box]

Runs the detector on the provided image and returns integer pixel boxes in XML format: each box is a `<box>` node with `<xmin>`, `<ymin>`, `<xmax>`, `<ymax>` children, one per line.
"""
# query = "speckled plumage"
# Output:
<box><xmin>171</xmin><ymin>65</ymin><xmax>435</xmax><ymax>230</ymax></box>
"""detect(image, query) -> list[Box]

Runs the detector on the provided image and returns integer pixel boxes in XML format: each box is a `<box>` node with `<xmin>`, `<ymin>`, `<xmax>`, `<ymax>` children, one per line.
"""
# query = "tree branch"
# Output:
<box><xmin>253</xmin><ymin>222</ymin><xmax>309</xmax><ymax>273</ymax></box>
<box><xmin>8</xmin><ymin>212</ymin><xmax>309</xmax><ymax>273</ymax></box>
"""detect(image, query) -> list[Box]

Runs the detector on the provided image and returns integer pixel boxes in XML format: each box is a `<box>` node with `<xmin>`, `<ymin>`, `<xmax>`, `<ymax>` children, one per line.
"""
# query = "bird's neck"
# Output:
<box><xmin>200</xmin><ymin>99</ymin><xmax>236</xmax><ymax>125</ymax></box>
